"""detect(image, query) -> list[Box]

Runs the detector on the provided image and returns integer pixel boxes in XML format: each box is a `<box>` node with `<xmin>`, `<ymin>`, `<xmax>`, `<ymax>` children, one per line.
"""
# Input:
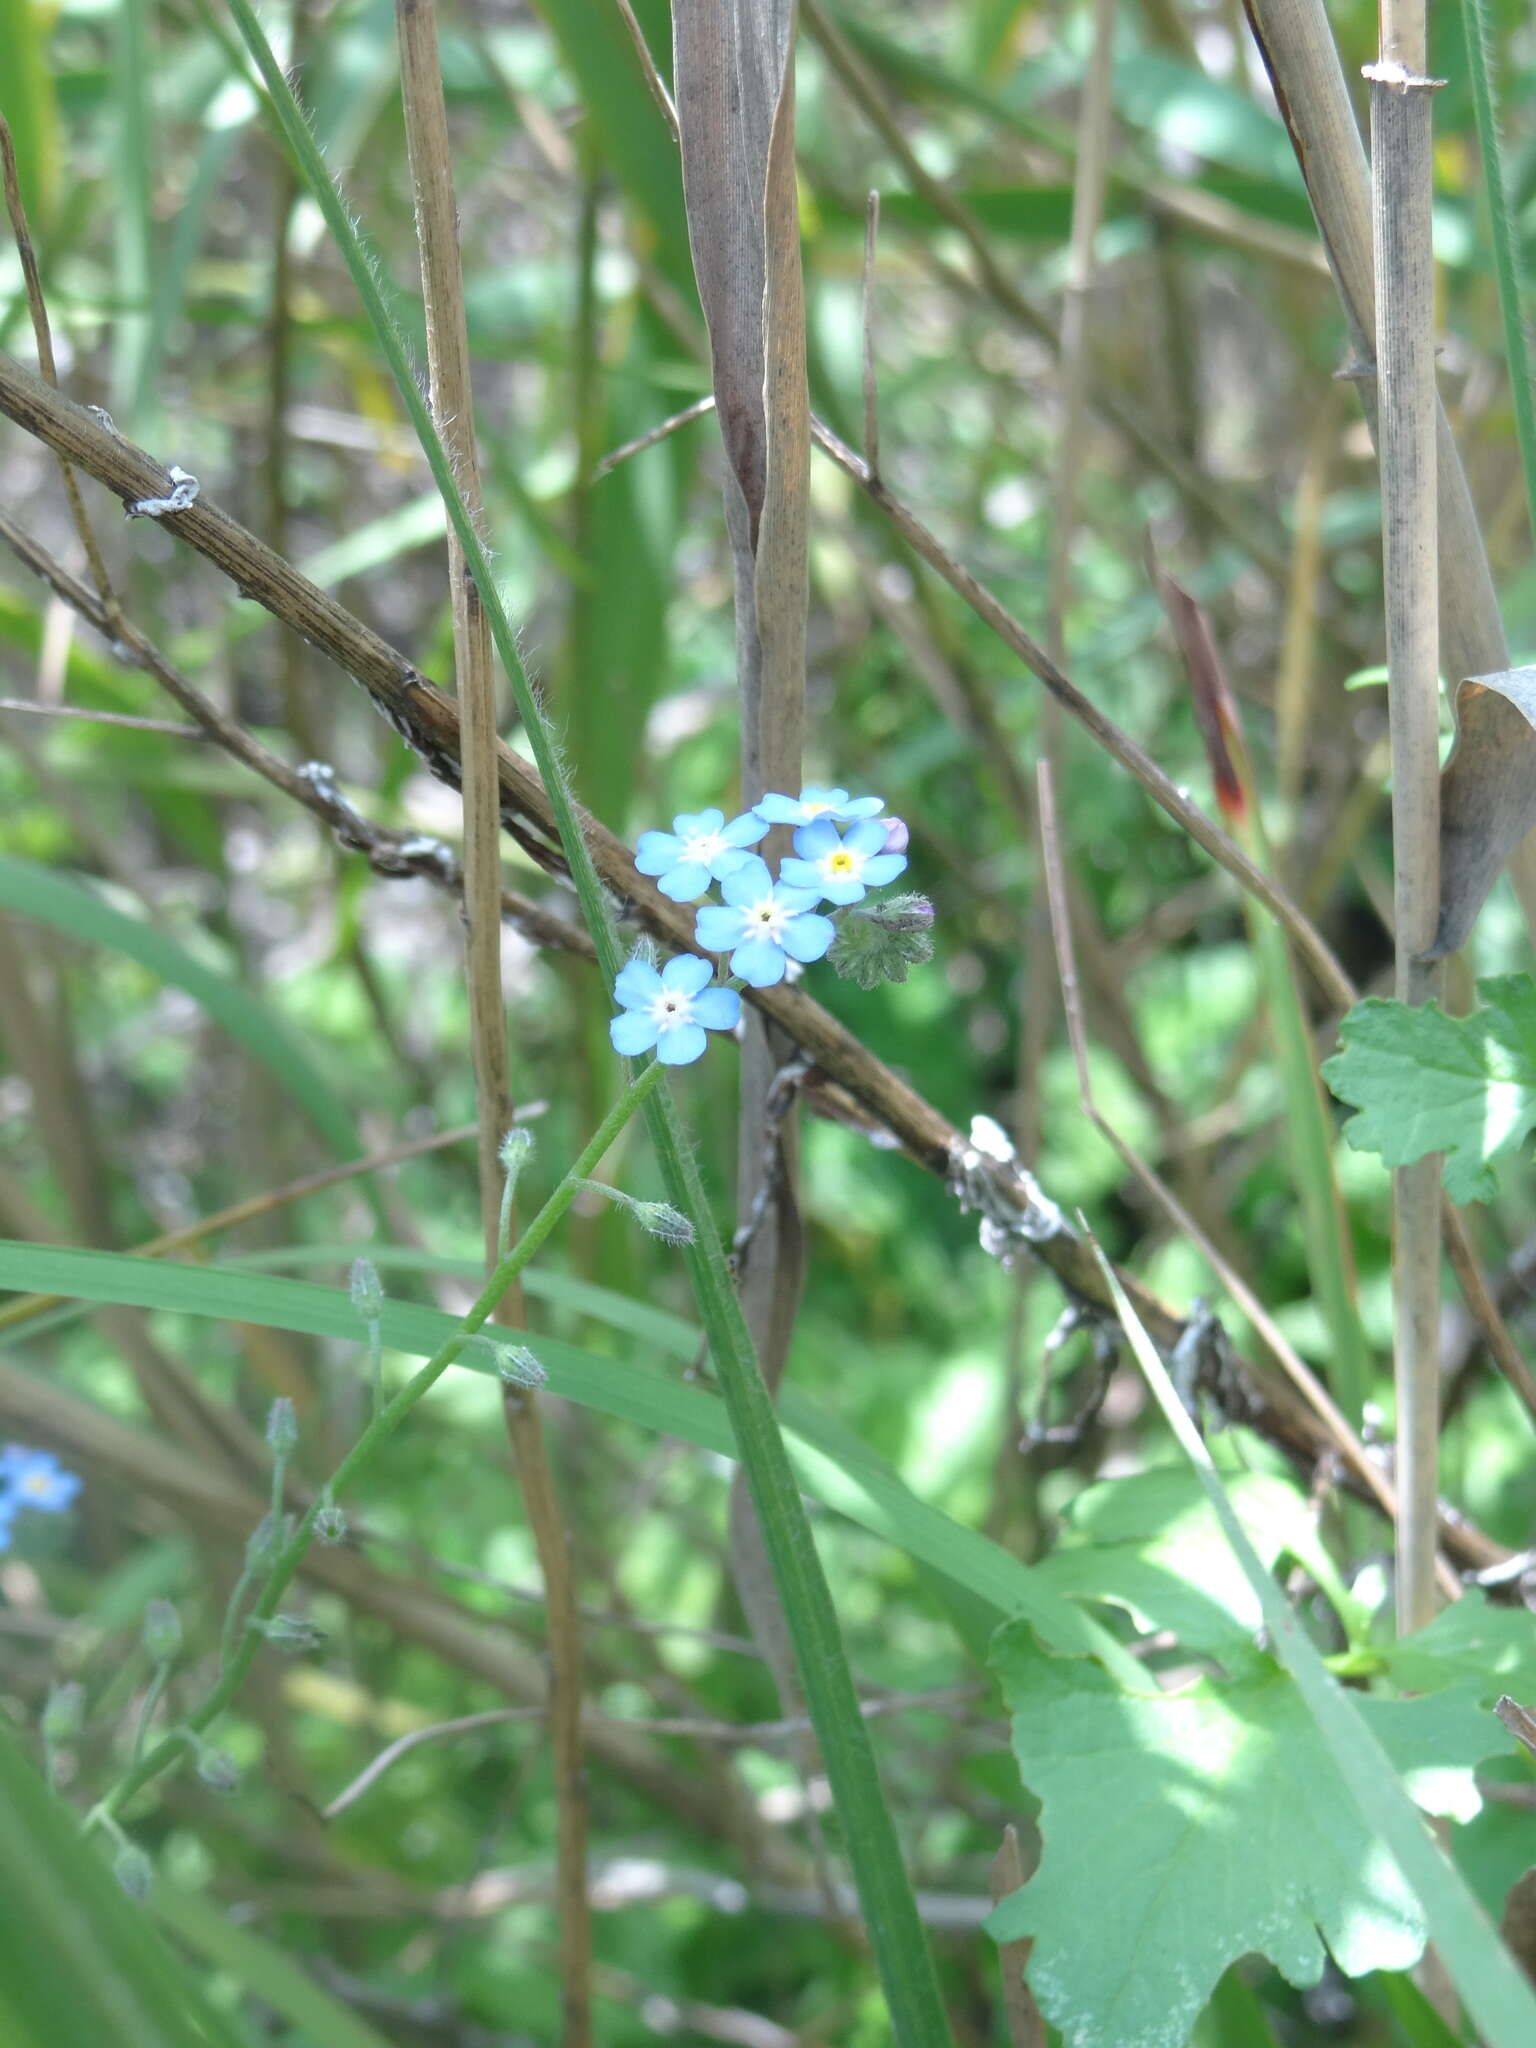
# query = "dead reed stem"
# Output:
<box><xmin>396</xmin><ymin>4</ymin><xmax>591</xmax><ymax>2030</ymax></box>
<box><xmin>1368</xmin><ymin>17</ymin><xmax>1443</xmax><ymax>1631</ymax></box>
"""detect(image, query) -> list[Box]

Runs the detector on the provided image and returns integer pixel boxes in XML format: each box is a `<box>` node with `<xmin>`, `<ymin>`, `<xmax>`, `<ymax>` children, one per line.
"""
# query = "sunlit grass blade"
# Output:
<box><xmin>0</xmin><ymin>1720</ymin><xmax>250</xmax><ymax>2048</ymax></box>
<box><xmin>0</xmin><ymin>1234</ymin><xmax>1138</xmax><ymax>1678</ymax></box>
<box><xmin>1461</xmin><ymin>0</ymin><xmax>1536</xmax><ymax>554</ymax></box>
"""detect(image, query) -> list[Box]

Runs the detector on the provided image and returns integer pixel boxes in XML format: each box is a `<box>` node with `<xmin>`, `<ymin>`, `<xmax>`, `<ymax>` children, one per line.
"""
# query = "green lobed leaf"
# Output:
<box><xmin>986</xmin><ymin>1631</ymin><xmax>1505</xmax><ymax>2048</ymax></box>
<box><xmin>1374</xmin><ymin>1587</ymin><xmax>1536</xmax><ymax>1702</ymax></box>
<box><xmin>1030</xmin><ymin>1464</ymin><xmax>1360</xmax><ymax>1660</ymax></box>
<box><xmin>1322</xmin><ymin>976</ymin><xmax>1536</xmax><ymax>1202</ymax></box>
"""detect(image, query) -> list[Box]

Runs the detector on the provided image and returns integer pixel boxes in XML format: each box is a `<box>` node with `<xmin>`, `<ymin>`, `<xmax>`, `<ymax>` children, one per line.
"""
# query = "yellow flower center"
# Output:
<box><xmin>828</xmin><ymin>850</ymin><xmax>856</xmax><ymax>875</ymax></box>
<box><xmin>802</xmin><ymin>800</ymin><xmax>833</xmax><ymax>816</ymax></box>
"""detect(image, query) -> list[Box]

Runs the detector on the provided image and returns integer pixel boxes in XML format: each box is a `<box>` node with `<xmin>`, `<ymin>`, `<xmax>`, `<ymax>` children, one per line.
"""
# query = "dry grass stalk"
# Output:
<box><xmin>1367</xmin><ymin>0</ymin><xmax>1444</xmax><ymax>1630</ymax></box>
<box><xmin>396</xmin><ymin>4</ymin><xmax>591</xmax><ymax>2029</ymax></box>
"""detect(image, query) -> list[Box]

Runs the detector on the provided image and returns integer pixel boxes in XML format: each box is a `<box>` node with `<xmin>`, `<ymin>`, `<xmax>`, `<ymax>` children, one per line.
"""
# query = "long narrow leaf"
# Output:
<box><xmin>0</xmin><ymin>1235</ymin><xmax>1133</xmax><ymax>1675</ymax></box>
<box><xmin>0</xmin><ymin>853</ymin><xmax>367</xmax><ymax>1173</ymax></box>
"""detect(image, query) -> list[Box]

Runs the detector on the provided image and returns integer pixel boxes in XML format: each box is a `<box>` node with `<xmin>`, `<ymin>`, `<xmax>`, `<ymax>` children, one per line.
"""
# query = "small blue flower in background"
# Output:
<box><xmin>694</xmin><ymin>855</ymin><xmax>836</xmax><ymax>987</ymax></box>
<box><xmin>609</xmin><ymin>954</ymin><xmax>742</xmax><ymax>1065</ymax></box>
<box><xmin>780</xmin><ymin>817</ymin><xmax>908</xmax><ymax>906</ymax></box>
<box><xmin>634</xmin><ymin>807</ymin><xmax>769</xmax><ymax>903</ymax></box>
<box><xmin>0</xmin><ymin>1446</ymin><xmax>82</xmax><ymax>1549</ymax></box>
<box><xmin>753</xmin><ymin>786</ymin><xmax>885</xmax><ymax>829</ymax></box>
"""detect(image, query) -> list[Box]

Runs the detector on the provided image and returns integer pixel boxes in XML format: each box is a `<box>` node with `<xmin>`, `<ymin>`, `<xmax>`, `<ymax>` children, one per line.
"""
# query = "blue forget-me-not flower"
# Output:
<box><xmin>634</xmin><ymin>807</ymin><xmax>769</xmax><ymax>902</ymax></box>
<box><xmin>609</xmin><ymin>954</ymin><xmax>742</xmax><ymax>1065</ymax></box>
<box><xmin>694</xmin><ymin>855</ymin><xmax>836</xmax><ymax>987</ymax></box>
<box><xmin>753</xmin><ymin>786</ymin><xmax>886</xmax><ymax>829</ymax></box>
<box><xmin>0</xmin><ymin>1446</ymin><xmax>81</xmax><ymax>1549</ymax></box>
<box><xmin>779</xmin><ymin>817</ymin><xmax>908</xmax><ymax>906</ymax></box>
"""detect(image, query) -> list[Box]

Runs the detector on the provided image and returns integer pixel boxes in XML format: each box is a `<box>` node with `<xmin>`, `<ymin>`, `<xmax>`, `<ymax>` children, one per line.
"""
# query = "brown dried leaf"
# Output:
<box><xmin>1502</xmin><ymin>1868</ymin><xmax>1536</xmax><ymax>1986</ymax></box>
<box><xmin>1431</xmin><ymin>667</ymin><xmax>1536</xmax><ymax>957</ymax></box>
<box><xmin>1152</xmin><ymin>563</ymin><xmax>1247</xmax><ymax>823</ymax></box>
<box><xmin>672</xmin><ymin>0</ymin><xmax>806</xmax><ymax>800</ymax></box>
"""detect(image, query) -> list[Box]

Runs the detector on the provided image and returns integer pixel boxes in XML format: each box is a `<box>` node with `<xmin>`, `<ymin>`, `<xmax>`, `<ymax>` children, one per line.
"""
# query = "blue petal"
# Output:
<box><xmin>843</xmin><ymin>819</ymin><xmax>889</xmax><ymax>856</ymax></box>
<box><xmin>710</xmin><ymin>846</ymin><xmax>756</xmax><ymax>880</ymax></box>
<box><xmin>721</xmin><ymin>811</ymin><xmax>770</xmax><ymax>847</ymax></box>
<box><xmin>819</xmin><ymin>875</ymin><xmax>867</xmax><ymax>906</ymax></box>
<box><xmin>692</xmin><ymin>987</ymin><xmax>741</xmax><ymax>1030</ymax></box>
<box><xmin>634</xmin><ymin>831</ymin><xmax>683</xmax><ymax>877</ymax></box>
<box><xmin>656</xmin><ymin>1022</ymin><xmax>707</xmax><ymax>1065</ymax></box>
<box><xmin>793</xmin><ymin>818</ymin><xmax>841</xmax><ymax>858</ymax></box>
<box><xmin>780</xmin><ymin>913</ymin><xmax>835</xmax><ymax>963</ymax></box>
<box><xmin>663</xmin><ymin>953</ymin><xmax>714</xmax><ymax>996</ymax></box>
<box><xmin>837</xmin><ymin>794</ymin><xmax>885</xmax><ymax>819</ymax></box>
<box><xmin>861</xmin><ymin>853</ymin><xmax>907</xmax><ymax>886</ymax></box>
<box><xmin>769</xmin><ymin>882</ymin><xmax>821</xmax><ymax>914</ymax></box>
<box><xmin>610</xmin><ymin>1011</ymin><xmax>659</xmax><ymax>1055</ymax></box>
<box><xmin>778</xmin><ymin>857</ymin><xmax>826</xmax><ymax>894</ymax></box>
<box><xmin>799</xmin><ymin>786</ymin><xmax>846</xmax><ymax>810</ymax></box>
<box><xmin>719</xmin><ymin>856</ymin><xmax>773</xmax><ymax>904</ymax></box>
<box><xmin>672</xmin><ymin>808</ymin><xmax>724</xmax><ymax>838</ymax></box>
<box><xmin>752</xmin><ymin>793</ymin><xmax>803</xmax><ymax>824</ymax></box>
<box><xmin>695</xmin><ymin>904</ymin><xmax>744</xmax><ymax>950</ymax></box>
<box><xmin>731</xmin><ymin>938</ymin><xmax>788</xmax><ymax>986</ymax></box>
<box><xmin>614</xmin><ymin>959</ymin><xmax>663</xmax><ymax>1009</ymax></box>
<box><xmin>658</xmin><ymin>862</ymin><xmax>711</xmax><ymax>902</ymax></box>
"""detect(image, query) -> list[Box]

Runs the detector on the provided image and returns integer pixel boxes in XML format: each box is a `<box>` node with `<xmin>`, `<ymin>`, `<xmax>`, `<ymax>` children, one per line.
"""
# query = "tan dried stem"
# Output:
<box><xmin>1369</xmin><ymin>49</ymin><xmax>1444</xmax><ymax>1632</ymax></box>
<box><xmin>396</xmin><ymin>3</ymin><xmax>591</xmax><ymax>2030</ymax></box>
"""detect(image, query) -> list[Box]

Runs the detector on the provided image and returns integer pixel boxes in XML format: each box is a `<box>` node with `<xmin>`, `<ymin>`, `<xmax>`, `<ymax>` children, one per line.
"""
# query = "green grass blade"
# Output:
<box><xmin>0</xmin><ymin>1719</ymin><xmax>246</xmax><ymax>2048</ymax></box>
<box><xmin>1461</xmin><ymin>0</ymin><xmax>1536</xmax><ymax>554</ymax></box>
<box><xmin>150</xmin><ymin>1884</ymin><xmax>392</xmax><ymax>2048</ymax></box>
<box><xmin>0</xmin><ymin>0</ymin><xmax>59</xmax><ymax>230</ymax></box>
<box><xmin>0</xmin><ymin>854</ymin><xmax>369</xmax><ymax>1176</ymax></box>
<box><xmin>216</xmin><ymin>3</ymin><xmax>958</xmax><ymax>2032</ymax></box>
<box><xmin>112</xmin><ymin>0</ymin><xmax>155</xmax><ymax>432</ymax></box>
<box><xmin>0</xmin><ymin>1235</ymin><xmax>1132</xmax><ymax>1675</ymax></box>
<box><xmin>1095</xmin><ymin>1242</ymin><xmax>1536</xmax><ymax>2048</ymax></box>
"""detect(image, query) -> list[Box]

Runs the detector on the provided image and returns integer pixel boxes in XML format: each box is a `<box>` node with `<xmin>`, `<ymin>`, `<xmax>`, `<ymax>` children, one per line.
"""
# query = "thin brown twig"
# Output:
<box><xmin>796</xmin><ymin>0</ymin><xmax>1292</xmax><ymax>588</ymax></box>
<box><xmin>0</xmin><ymin>698</ymin><xmax>207</xmax><ymax>739</ymax></box>
<box><xmin>609</xmin><ymin>0</ymin><xmax>679</xmax><ymax>142</ymax></box>
<box><xmin>861</xmin><ymin>190</ymin><xmax>881</xmax><ymax>480</ymax></box>
<box><xmin>0</xmin><ymin>117</ymin><xmax>121</xmax><ymax>634</ymax></box>
<box><xmin>0</xmin><ymin>512</ymin><xmax>591</xmax><ymax>963</ymax></box>
<box><xmin>0</xmin><ymin>1115</ymin><xmax>562</xmax><ymax>1337</ymax></box>
<box><xmin>396</xmin><ymin>5</ymin><xmax>591</xmax><ymax>2034</ymax></box>
<box><xmin>323</xmin><ymin>1684</ymin><xmax>988</xmax><ymax>1821</ymax></box>
<box><xmin>593</xmin><ymin>395</ymin><xmax>715</xmax><ymax>477</ymax></box>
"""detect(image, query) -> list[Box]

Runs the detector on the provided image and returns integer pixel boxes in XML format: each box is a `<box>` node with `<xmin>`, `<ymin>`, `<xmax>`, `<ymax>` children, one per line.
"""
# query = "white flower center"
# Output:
<box><xmin>821</xmin><ymin>845</ymin><xmax>863</xmax><ymax>882</ymax></box>
<box><xmin>742</xmin><ymin>894</ymin><xmax>792</xmax><ymax>943</ymax></box>
<box><xmin>678</xmin><ymin>829</ymin><xmax>727</xmax><ymax>866</ymax></box>
<box><xmin>800</xmin><ymin>800</ymin><xmax>834</xmax><ymax>817</ymax></box>
<box><xmin>646</xmin><ymin>989</ymin><xmax>696</xmax><ymax>1034</ymax></box>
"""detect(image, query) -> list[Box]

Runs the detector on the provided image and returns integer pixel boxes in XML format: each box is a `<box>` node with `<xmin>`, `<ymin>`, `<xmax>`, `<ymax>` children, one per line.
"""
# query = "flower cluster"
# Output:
<box><xmin>0</xmin><ymin>1446</ymin><xmax>81</xmax><ymax>1549</ymax></box>
<box><xmin>612</xmin><ymin>787</ymin><xmax>912</xmax><ymax>1065</ymax></box>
